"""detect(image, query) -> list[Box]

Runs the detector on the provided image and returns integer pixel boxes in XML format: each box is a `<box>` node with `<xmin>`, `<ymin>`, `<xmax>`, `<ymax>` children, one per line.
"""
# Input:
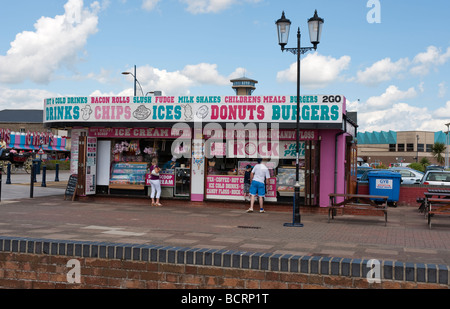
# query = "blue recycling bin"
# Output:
<box><xmin>368</xmin><ymin>170</ymin><xmax>401</xmax><ymax>206</ymax></box>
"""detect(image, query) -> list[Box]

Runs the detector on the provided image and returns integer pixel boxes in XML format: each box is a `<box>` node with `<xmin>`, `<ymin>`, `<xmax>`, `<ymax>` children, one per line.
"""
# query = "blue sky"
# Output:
<box><xmin>0</xmin><ymin>0</ymin><xmax>449</xmax><ymax>133</ymax></box>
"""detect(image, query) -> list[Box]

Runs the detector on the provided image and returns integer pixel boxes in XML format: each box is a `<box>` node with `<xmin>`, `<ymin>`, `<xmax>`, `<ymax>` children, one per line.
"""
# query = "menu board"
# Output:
<box><xmin>70</xmin><ymin>129</ymin><xmax>87</xmax><ymax>174</ymax></box>
<box><xmin>64</xmin><ymin>174</ymin><xmax>78</xmax><ymax>201</ymax></box>
<box><xmin>85</xmin><ymin>137</ymin><xmax>97</xmax><ymax>195</ymax></box>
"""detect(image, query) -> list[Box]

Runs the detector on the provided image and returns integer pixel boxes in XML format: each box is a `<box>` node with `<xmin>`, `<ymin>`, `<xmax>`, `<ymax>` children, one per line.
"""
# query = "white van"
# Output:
<box><xmin>389</xmin><ymin>163</ymin><xmax>410</xmax><ymax>168</ymax></box>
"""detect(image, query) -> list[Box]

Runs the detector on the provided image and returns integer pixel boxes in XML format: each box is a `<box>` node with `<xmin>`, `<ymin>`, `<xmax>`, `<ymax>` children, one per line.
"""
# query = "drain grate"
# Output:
<box><xmin>310</xmin><ymin>253</ymin><xmax>330</xmax><ymax>257</ymax></box>
<box><xmin>237</xmin><ymin>226</ymin><xmax>261</xmax><ymax>229</ymax></box>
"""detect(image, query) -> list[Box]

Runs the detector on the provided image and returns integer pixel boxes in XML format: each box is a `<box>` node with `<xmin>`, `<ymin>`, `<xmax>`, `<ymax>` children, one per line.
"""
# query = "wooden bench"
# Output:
<box><xmin>418</xmin><ymin>190</ymin><xmax>450</xmax><ymax>214</ymax></box>
<box><xmin>328</xmin><ymin>193</ymin><xmax>389</xmax><ymax>226</ymax></box>
<box><xmin>426</xmin><ymin>198</ymin><xmax>450</xmax><ymax>229</ymax></box>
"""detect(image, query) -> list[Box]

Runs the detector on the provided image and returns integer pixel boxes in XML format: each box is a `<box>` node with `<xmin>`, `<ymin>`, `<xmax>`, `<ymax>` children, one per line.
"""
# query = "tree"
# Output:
<box><xmin>432</xmin><ymin>142</ymin><xmax>446</xmax><ymax>165</ymax></box>
<box><xmin>409</xmin><ymin>162</ymin><xmax>424</xmax><ymax>172</ymax></box>
<box><xmin>420</xmin><ymin>157</ymin><xmax>430</xmax><ymax>167</ymax></box>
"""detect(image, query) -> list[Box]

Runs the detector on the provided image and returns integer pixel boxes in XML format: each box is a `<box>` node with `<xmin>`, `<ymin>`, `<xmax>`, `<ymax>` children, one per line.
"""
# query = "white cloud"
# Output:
<box><xmin>90</xmin><ymin>89</ymin><xmax>126</xmax><ymax>97</ymax></box>
<box><xmin>432</xmin><ymin>101</ymin><xmax>450</xmax><ymax>119</ymax></box>
<box><xmin>355</xmin><ymin>46</ymin><xmax>450</xmax><ymax>86</ymax></box>
<box><xmin>364</xmin><ymin>85</ymin><xmax>417</xmax><ymax>110</ymax></box>
<box><xmin>345</xmin><ymin>99</ymin><xmax>360</xmax><ymax>112</ymax></box>
<box><xmin>0</xmin><ymin>0</ymin><xmax>100</xmax><ymax>84</ymax></box>
<box><xmin>418</xmin><ymin>81</ymin><xmax>425</xmax><ymax>93</ymax></box>
<box><xmin>180</xmin><ymin>0</ymin><xmax>261</xmax><ymax>14</ymax></box>
<box><xmin>352</xmin><ymin>46</ymin><xmax>450</xmax><ymax>131</ymax></box>
<box><xmin>0</xmin><ymin>87</ymin><xmax>60</xmax><ymax>110</ymax></box>
<box><xmin>142</xmin><ymin>0</ymin><xmax>161</xmax><ymax>11</ymax></box>
<box><xmin>355</xmin><ymin>57</ymin><xmax>409</xmax><ymax>86</ymax></box>
<box><xmin>86</xmin><ymin>68</ymin><xmax>115</xmax><ymax>84</ymax></box>
<box><xmin>181</xmin><ymin>63</ymin><xmax>229</xmax><ymax>85</ymax></box>
<box><xmin>181</xmin><ymin>0</ymin><xmax>235</xmax><ymax>14</ymax></box>
<box><xmin>410</xmin><ymin>46</ymin><xmax>450</xmax><ymax>75</ymax></box>
<box><xmin>134</xmin><ymin>66</ymin><xmax>194</xmax><ymax>96</ymax></box>
<box><xmin>358</xmin><ymin>103</ymin><xmax>433</xmax><ymax>132</ymax></box>
<box><xmin>353</xmin><ymin>85</ymin><xmax>432</xmax><ymax>132</ymax></box>
<box><xmin>276</xmin><ymin>53</ymin><xmax>351</xmax><ymax>89</ymax></box>
<box><xmin>228</xmin><ymin>67</ymin><xmax>248</xmax><ymax>80</ymax></box>
<box><xmin>438</xmin><ymin>82</ymin><xmax>447</xmax><ymax>98</ymax></box>
<box><xmin>120</xmin><ymin>63</ymin><xmax>236</xmax><ymax>95</ymax></box>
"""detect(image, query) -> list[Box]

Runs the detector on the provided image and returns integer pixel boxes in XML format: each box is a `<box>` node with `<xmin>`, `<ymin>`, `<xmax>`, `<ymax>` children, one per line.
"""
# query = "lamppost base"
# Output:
<box><xmin>283</xmin><ymin>222</ymin><xmax>304</xmax><ymax>227</ymax></box>
<box><xmin>284</xmin><ymin>189</ymin><xmax>303</xmax><ymax>227</ymax></box>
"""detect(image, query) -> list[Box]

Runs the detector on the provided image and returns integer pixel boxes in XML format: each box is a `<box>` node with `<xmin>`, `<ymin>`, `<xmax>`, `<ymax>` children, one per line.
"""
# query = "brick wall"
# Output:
<box><xmin>357</xmin><ymin>184</ymin><xmax>441</xmax><ymax>206</ymax></box>
<box><xmin>0</xmin><ymin>237</ymin><xmax>448</xmax><ymax>290</ymax></box>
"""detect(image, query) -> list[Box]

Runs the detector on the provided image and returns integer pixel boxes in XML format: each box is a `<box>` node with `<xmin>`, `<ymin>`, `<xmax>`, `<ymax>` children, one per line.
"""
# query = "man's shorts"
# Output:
<box><xmin>243</xmin><ymin>183</ymin><xmax>250</xmax><ymax>194</ymax></box>
<box><xmin>249</xmin><ymin>180</ymin><xmax>265</xmax><ymax>197</ymax></box>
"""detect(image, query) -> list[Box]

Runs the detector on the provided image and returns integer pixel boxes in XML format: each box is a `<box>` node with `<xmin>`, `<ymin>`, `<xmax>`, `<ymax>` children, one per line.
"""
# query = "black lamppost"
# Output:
<box><xmin>277</xmin><ymin>10</ymin><xmax>324</xmax><ymax>227</ymax></box>
<box><xmin>122</xmin><ymin>65</ymin><xmax>144</xmax><ymax>96</ymax></box>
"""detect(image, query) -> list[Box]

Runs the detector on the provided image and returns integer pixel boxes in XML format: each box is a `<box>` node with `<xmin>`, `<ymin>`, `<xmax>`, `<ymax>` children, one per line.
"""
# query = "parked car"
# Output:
<box><xmin>357</xmin><ymin>166</ymin><xmax>373</xmax><ymax>180</ymax></box>
<box><xmin>425</xmin><ymin>165</ymin><xmax>445</xmax><ymax>173</ymax></box>
<box><xmin>389</xmin><ymin>163</ymin><xmax>410</xmax><ymax>168</ymax></box>
<box><xmin>357</xmin><ymin>169</ymin><xmax>371</xmax><ymax>184</ymax></box>
<box><xmin>388</xmin><ymin>167</ymin><xmax>423</xmax><ymax>185</ymax></box>
<box><xmin>357</xmin><ymin>169</ymin><xmax>389</xmax><ymax>184</ymax></box>
<box><xmin>419</xmin><ymin>170</ymin><xmax>450</xmax><ymax>185</ymax></box>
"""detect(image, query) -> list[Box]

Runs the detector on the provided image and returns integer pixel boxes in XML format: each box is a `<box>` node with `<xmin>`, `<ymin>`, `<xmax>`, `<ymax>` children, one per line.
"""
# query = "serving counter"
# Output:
<box><xmin>109</xmin><ymin>162</ymin><xmax>147</xmax><ymax>190</ymax></box>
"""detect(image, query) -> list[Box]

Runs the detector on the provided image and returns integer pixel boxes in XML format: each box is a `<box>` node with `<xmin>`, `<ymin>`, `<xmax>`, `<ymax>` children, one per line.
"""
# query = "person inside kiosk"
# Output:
<box><xmin>165</xmin><ymin>156</ymin><xmax>180</xmax><ymax>169</ymax></box>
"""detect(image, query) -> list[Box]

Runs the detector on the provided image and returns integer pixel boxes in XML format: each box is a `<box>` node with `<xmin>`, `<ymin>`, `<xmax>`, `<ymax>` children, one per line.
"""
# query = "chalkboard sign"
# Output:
<box><xmin>64</xmin><ymin>174</ymin><xmax>78</xmax><ymax>201</ymax></box>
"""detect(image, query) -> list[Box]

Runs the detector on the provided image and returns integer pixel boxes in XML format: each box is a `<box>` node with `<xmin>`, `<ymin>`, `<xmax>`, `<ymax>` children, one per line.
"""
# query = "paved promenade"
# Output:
<box><xmin>1</xmin><ymin>169</ymin><xmax>450</xmax><ymax>267</ymax></box>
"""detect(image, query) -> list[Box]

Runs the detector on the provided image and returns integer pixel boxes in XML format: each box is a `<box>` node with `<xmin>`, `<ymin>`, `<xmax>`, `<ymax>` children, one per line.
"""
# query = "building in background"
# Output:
<box><xmin>357</xmin><ymin>130</ymin><xmax>448</xmax><ymax>166</ymax></box>
<box><xmin>0</xmin><ymin>110</ymin><xmax>46</xmax><ymax>133</ymax></box>
<box><xmin>230</xmin><ymin>77</ymin><xmax>258</xmax><ymax>96</ymax></box>
<box><xmin>0</xmin><ymin>109</ymin><xmax>69</xmax><ymax>159</ymax></box>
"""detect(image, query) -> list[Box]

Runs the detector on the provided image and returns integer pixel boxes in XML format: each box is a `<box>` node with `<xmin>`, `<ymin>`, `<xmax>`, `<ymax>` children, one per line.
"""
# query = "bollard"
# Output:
<box><xmin>41</xmin><ymin>165</ymin><xmax>46</xmax><ymax>187</ymax></box>
<box><xmin>35</xmin><ymin>159</ymin><xmax>41</xmax><ymax>175</ymax></box>
<box><xmin>55</xmin><ymin>163</ymin><xmax>60</xmax><ymax>182</ymax></box>
<box><xmin>30</xmin><ymin>163</ymin><xmax>35</xmax><ymax>198</ymax></box>
<box><xmin>33</xmin><ymin>163</ymin><xmax>37</xmax><ymax>183</ymax></box>
<box><xmin>6</xmin><ymin>163</ymin><xmax>11</xmax><ymax>184</ymax></box>
<box><xmin>35</xmin><ymin>162</ymin><xmax>38</xmax><ymax>179</ymax></box>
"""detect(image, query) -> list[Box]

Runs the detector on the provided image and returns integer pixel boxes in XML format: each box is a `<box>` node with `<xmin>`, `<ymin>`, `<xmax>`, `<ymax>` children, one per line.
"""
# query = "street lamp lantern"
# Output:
<box><xmin>122</xmin><ymin>65</ymin><xmax>138</xmax><ymax>96</ymax></box>
<box><xmin>276</xmin><ymin>10</ymin><xmax>324</xmax><ymax>52</ymax></box>
<box><xmin>122</xmin><ymin>67</ymin><xmax>161</xmax><ymax>97</ymax></box>
<box><xmin>121</xmin><ymin>65</ymin><xmax>148</xmax><ymax>96</ymax></box>
<box><xmin>308</xmin><ymin>10</ymin><xmax>324</xmax><ymax>49</ymax></box>
<box><xmin>276</xmin><ymin>11</ymin><xmax>292</xmax><ymax>49</ymax></box>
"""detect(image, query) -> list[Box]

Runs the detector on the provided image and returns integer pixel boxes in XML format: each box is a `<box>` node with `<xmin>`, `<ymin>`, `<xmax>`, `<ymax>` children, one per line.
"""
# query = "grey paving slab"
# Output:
<box><xmin>1</xmin><ymin>169</ymin><xmax>70</xmax><ymax>200</ymax></box>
